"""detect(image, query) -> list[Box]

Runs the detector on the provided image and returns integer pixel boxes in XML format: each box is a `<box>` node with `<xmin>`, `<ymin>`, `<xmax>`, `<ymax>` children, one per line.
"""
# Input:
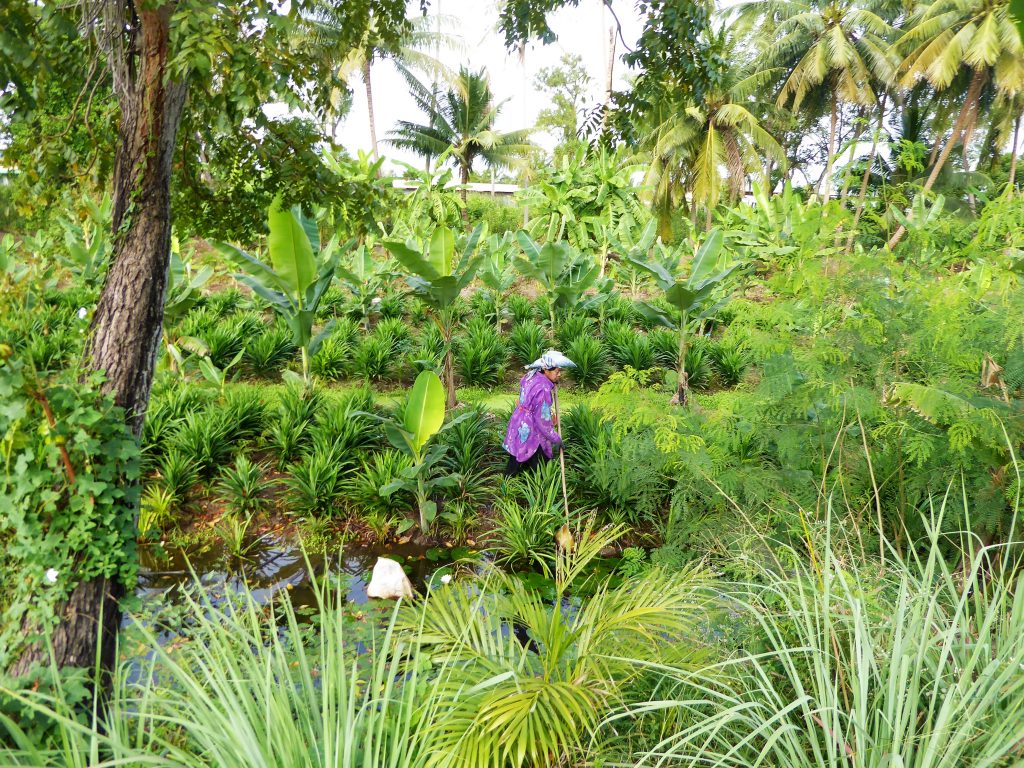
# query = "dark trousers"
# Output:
<box><xmin>504</xmin><ymin>450</ymin><xmax>549</xmax><ymax>476</ymax></box>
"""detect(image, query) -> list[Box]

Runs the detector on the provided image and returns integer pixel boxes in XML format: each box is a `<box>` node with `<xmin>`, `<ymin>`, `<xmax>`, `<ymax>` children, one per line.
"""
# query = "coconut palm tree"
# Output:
<box><xmin>739</xmin><ymin>0</ymin><xmax>895</xmax><ymax>201</ymax></box>
<box><xmin>887</xmin><ymin>0</ymin><xmax>1024</xmax><ymax>247</ymax></box>
<box><xmin>307</xmin><ymin>11</ymin><xmax>462</xmax><ymax>155</ymax></box>
<box><xmin>641</xmin><ymin>36</ymin><xmax>788</xmax><ymax>235</ymax></box>
<box><xmin>387</xmin><ymin>67</ymin><xmax>533</xmax><ymax>205</ymax></box>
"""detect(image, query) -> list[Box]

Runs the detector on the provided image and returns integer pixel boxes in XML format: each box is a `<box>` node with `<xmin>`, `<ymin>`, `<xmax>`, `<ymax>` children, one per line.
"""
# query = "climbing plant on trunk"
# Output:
<box><xmin>0</xmin><ymin>0</ymin><xmax>411</xmax><ymax>677</ymax></box>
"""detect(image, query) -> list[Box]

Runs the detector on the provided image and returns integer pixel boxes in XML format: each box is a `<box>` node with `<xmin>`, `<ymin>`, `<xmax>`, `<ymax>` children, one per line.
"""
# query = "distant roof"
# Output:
<box><xmin>392</xmin><ymin>180</ymin><xmax>520</xmax><ymax>194</ymax></box>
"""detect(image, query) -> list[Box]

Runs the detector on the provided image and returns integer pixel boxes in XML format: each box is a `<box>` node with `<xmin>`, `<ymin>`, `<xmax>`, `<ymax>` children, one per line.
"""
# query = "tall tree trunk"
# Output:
<box><xmin>823</xmin><ymin>89</ymin><xmax>838</xmax><ymax>201</ymax></box>
<box><xmin>459</xmin><ymin>162</ymin><xmax>470</xmax><ymax>226</ymax></box>
<box><xmin>838</xmin><ymin>107</ymin><xmax>865</xmax><ymax>201</ymax></box>
<box><xmin>600</xmin><ymin>25</ymin><xmax>615</xmax><ymax>134</ymax></box>
<box><xmin>1009</xmin><ymin>113</ymin><xmax>1021</xmax><ymax>192</ymax></box>
<box><xmin>364</xmin><ymin>58</ymin><xmax>379</xmax><ymax>160</ymax></box>
<box><xmin>888</xmin><ymin>68</ymin><xmax>987</xmax><ymax>250</ymax></box>
<box><xmin>11</xmin><ymin>3</ymin><xmax>187</xmax><ymax>677</ymax></box>
<box><xmin>846</xmin><ymin>95</ymin><xmax>887</xmax><ymax>253</ymax></box>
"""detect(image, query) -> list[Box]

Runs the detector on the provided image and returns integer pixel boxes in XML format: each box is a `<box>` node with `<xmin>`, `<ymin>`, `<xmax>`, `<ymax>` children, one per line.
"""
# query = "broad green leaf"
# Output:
<box><xmin>429</xmin><ymin>226</ymin><xmax>455</xmax><ymax>276</ymax></box>
<box><xmin>404</xmin><ymin>371</ymin><xmax>445</xmax><ymax>455</ymax></box>
<box><xmin>292</xmin><ymin>204</ymin><xmax>320</xmax><ymax>254</ymax></box>
<box><xmin>665</xmin><ymin>283</ymin><xmax>701</xmax><ymax>314</ymax></box>
<box><xmin>515</xmin><ymin>230</ymin><xmax>542</xmax><ymax>263</ymax></box>
<box><xmin>384</xmin><ymin>240</ymin><xmax>440</xmax><ymax>282</ymax></box>
<box><xmin>268</xmin><ymin>198</ymin><xmax>316</xmax><ymax>298</ymax></box>
<box><xmin>689</xmin><ymin>228</ymin><xmax>723</xmax><ymax>287</ymax></box>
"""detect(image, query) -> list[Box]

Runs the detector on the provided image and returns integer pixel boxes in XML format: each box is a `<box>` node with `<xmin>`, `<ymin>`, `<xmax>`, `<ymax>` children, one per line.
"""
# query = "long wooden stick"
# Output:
<box><xmin>553</xmin><ymin>384</ymin><xmax>571</xmax><ymax>523</ymax></box>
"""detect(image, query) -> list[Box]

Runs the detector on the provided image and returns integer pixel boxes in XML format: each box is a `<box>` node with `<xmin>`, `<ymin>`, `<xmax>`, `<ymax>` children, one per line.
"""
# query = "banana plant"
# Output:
<box><xmin>384</xmin><ymin>224</ymin><xmax>485</xmax><ymax>410</ymax></box>
<box><xmin>162</xmin><ymin>237</ymin><xmax>214</xmax><ymax>373</ymax></box>
<box><xmin>0</xmin><ymin>234</ymin><xmax>30</xmax><ymax>285</ymax></box>
<box><xmin>514</xmin><ymin>232</ymin><xmax>600</xmax><ymax>331</ymax></box>
<box><xmin>375</xmin><ymin>371</ymin><xmax>462</xmax><ymax>534</ymax></box>
<box><xmin>393</xmin><ymin>154</ymin><xmax>465</xmax><ymax>236</ymax></box>
<box><xmin>479</xmin><ymin>232</ymin><xmax>519</xmax><ymax>331</ymax></box>
<box><xmin>628</xmin><ymin>228</ymin><xmax>741</xmax><ymax>405</ymax></box>
<box><xmin>334</xmin><ymin>242</ymin><xmax>394</xmax><ymax>331</ymax></box>
<box><xmin>56</xmin><ymin>191</ymin><xmax>112</xmax><ymax>289</ymax></box>
<box><xmin>197</xmin><ymin>348</ymin><xmax>245</xmax><ymax>396</ymax></box>
<box><xmin>609</xmin><ymin>218</ymin><xmax>659</xmax><ymax>298</ymax></box>
<box><xmin>218</xmin><ymin>198</ymin><xmax>340</xmax><ymax>383</ymax></box>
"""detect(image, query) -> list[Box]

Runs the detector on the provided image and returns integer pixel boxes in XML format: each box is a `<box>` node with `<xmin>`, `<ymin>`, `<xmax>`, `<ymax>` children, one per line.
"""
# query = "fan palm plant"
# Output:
<box><xmin>402</xmin><ymin>518</ymin><xmax>710</xmax><ymax>768</ymax></box>
<box><xmin>387</xmin><ymin>67</ymin><xmax>533</xmax><ymax>205</ymax></box>
<box><xmin>887</xmin><ymin>0</ymin><xmax>1024</xmax><ymax>247</ymax></box>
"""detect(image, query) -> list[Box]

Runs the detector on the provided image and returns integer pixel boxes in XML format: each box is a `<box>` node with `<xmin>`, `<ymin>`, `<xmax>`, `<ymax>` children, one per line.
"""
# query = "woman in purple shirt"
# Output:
<box><xmin>503</xmin><ymin>350</ymin><xmax>575</xmax><ymax>475</ymax></box>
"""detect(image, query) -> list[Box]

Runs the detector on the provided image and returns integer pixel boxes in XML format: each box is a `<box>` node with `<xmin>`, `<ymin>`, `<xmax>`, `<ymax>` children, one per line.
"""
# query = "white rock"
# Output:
<box><xmin>366</xmin><ymin>557</ymin><xmax>414</xmax><ymax>600</ymax></box>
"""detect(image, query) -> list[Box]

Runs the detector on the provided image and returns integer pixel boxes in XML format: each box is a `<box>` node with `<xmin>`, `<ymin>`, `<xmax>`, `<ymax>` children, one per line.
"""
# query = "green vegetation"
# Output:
<box><xmin>3</xmin><ymin>0</ymin><xmax>1024</xmax><ymax>763</ymax></box>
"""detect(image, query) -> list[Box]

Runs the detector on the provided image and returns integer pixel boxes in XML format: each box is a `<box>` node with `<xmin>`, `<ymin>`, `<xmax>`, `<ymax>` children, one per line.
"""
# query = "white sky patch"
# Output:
<box><xmin>333</xmin><ymin>0</ymin><xmax>644</xmax><ymax>172</ymax></box>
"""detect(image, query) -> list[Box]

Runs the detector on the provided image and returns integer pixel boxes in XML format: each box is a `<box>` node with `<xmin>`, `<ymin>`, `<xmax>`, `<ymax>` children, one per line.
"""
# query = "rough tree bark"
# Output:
<box><xmin>364</xmin><ymin>58</ymin><xmax>379</xmax><ymax>160</ymax></box>
<box><xmin>1009</xmin><ymin>113</ymin><xmax>1020</xmax><ymax>191</ymax></box>
<box><xmin>10</xmin><ymin>2</ymin><xmax>187</xmax><ymax>677</ymax></box>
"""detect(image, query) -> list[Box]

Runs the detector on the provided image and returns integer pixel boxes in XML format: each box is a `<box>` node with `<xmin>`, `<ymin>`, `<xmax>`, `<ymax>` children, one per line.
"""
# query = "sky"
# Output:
<box><xmin>332</xmin><ymin>0</ymin><xmax>646</xmax><ymax>172</ymax></box>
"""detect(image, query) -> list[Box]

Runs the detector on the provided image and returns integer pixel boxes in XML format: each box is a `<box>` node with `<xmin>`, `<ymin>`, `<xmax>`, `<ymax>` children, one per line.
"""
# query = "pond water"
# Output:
<box><xmin>132</xmin><ymin>534</ymin><xmax>457</xmax><ymax>617</ymax></box>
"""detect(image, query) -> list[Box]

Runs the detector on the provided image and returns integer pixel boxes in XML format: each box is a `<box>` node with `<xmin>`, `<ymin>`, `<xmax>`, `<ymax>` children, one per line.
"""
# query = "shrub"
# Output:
<box><xmin>613</xmin><ymin>332</ymin><xmax>654</xmax><ymax>371</ymax></box>
<box><xmin>343</xmin><ymin>449</ymin><xmax>415</xmax><ymax>524</ymax></box>
<box><xmin>602</xmin><ymin>294</ymin><xmax>641</xmax><ymax>325</ymax></box>
<box><xmin>330</xmin><ymin>316</ymin><xmax>361</xmax><ymax>349</ymax></box>
<box><xmin>243</xmin><ymin>326</ymin><xmax>295</xmax><ymax>377</ymax></box>
<box><xmin>711</xmin><ymin>339</ymin><xmax>748</xmax><ymax>386</ymax></box>
<box><xmin>229</xmin><ymin>310</ymin><xmax>267</xmax><ymax>341</ymax></box>
<box><xmin>220</xmin><ymin>388</ymin><xmax>269</xmax><ymax>444</ymax></box>
<box><xmin>649</xmin><ymin>328</ymin><xmax>679</xmax><ymax>368</ymax></box>
<box><xmin>155</xmin><ymin>448</ymin><xmax>200</xmax><ymax>508</ymax></box>
<box><xmin>377</xmin><ymin>291</ymin><xmax>406</xmax><ymax>319</ymax></box>
<box><xmin>410</xmin><ymin>322</ymin><xmax>445</xmax><ymax>373</ymax></box>
<box><xmin>317</xmin><ymin>284</ymin><xmax>348</xmax><ymax>318</ymax></box>
<box><xmin>308</xmin><ymin>390</ymin><xmax>380</xmax><ymax>466</ymax></box>
<box><xmin>284</xmin><ymin>447</ymin><xmax>344</xmax><ymax>517</ymax></box>
<box><xmin>24</xmin><ymin>327</ymin><xmax>79</xmax><ymax>372</ymax></box>
<box><xmin>489</xmin><ymin>463</ymin><xmax>562</xmax><ymax>571</ymax></box>
<box><xmin>139</xmin><ymin>485</ymin><xmax>176</xmax><ymax>537</ymax></box>
<box><xmin>566</xmin><ymin>335</ymin><xmax>611</xmax><ymax>389</ymax></box>
<box><xmin>438</xmin><ymin>406</ymin><xmax>498</xmax><ymax>508</ymax></box>
<box><xmin>352</xmin><ymin>334</ymin><xmax>396</xmax><ymax>380</ymax></box>
<box><xmin>508</xmin><ymin>294</ymin><xmax>535</xmax><ymax>325</ymax></box>
<box><xmin>178</xmin><ymin>306</ymin><xmax>219</xmax><ymax>339</ymax></box>
<box><xmin>456</xmin><ymin>318</ymin><xmax>507</xmax><ymax>387</ymax></box>
<box><xmin>439</xmin><ymin>499</ymin><xmax>475</xmax><ymax>545</ymax></box>
<box><xmin>311</xmin><ymin>335</ymin><xmax>352</xmax><ymax>380</ymax></box>
<box><xmin>199</xmin><ymin>321</ymin><xmax>247</xmax><ymax>369</ymax></box>
<box><xmin>204</xmin><ymin>287</ymin><xmax>245</xmax><ymax>318</ymax></box>
<box><xmin>555</xmin><ymin>313</ymin><xmax>595</xmax><ymax>350</ymax></box>
<box><xmin>374</xmin><ymin>316</ymin><xmax>413</xmax><ymax>354</ymax></box>
<box><xmin>142</xmin><ymin>387</ymin><xmax>199</xmax><ymax>470</ymax></box>
<box><xmin>268</xmin><ymin>415</ymin><xmax>310</xmax><ymax>468</ymax></box>
<box><xmin>684</xmin><ymin>339</ymin><xmax>714</xmax><ymax>391</ymax></box>
<box><xmin>575</xmin><ymin>430</ymin><xmax>670</xmax><ymax>525</ymax></box>
<box><xmin>508</xmin><ymin>321</ymin><xmax>547</xmax><ymax>366</ymax></box>
<box><xmin>562</xmin><ymin>403</ymin><xmax>609</xmax><ymax>457</ymax></box>
<box><xmin>169</xmin><ymin>410</ymin><xmax>234</xmax><ymax>478</ymax></box>
<box><xmin>216</xmin><ymin>455</ymin><xmax>276</xmax><ymax>516</ymax></box>
<box><xmin>268</xmin><ymin>384</ymin><xmax>323</xmax><ymax>465</ymax></box>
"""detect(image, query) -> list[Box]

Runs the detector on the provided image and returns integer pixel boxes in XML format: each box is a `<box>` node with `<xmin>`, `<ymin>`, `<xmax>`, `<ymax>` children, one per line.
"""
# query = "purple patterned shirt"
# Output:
<box><xmin>503</xmin><ymin>372</ymin><xmax>562</xmax><ymax>461</ymax></box>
